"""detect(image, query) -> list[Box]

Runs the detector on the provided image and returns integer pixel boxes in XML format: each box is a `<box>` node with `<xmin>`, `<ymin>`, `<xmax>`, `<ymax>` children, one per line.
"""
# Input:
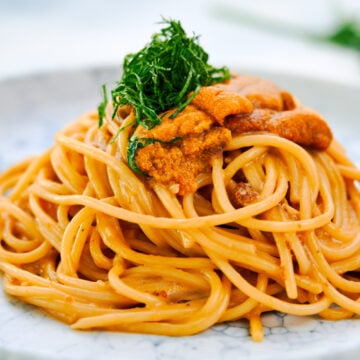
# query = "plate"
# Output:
<box><xmin>0</xmin><ymin>67</ymin><xmax>359</xmax><ymax>360</ymax></box>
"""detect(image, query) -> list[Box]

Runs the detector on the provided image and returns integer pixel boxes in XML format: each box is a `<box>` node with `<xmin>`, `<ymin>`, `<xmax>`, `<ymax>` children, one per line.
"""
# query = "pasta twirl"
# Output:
<box><xmin>1</xmin><ymin>18</ymin><xmax>360</xmax><ymax>342</ymax></box>
<box><xmin>0</xmin><ymin>94</ymin><xmax>360</xmax><ymax>341</ymax></box>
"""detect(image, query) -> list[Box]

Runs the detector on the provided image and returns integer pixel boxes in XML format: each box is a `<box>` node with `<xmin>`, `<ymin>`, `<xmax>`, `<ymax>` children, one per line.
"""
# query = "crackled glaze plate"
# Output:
<box><xmin>0</xmin><ymin>67</ymin><xmax>359</xmax><ymax>360</ymax></box>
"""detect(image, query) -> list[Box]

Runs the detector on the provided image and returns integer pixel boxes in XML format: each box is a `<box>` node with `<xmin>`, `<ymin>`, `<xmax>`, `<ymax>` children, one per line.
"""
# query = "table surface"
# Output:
<box><xmin>0</xmin><ymin>0</ymin><xmax>359</xmax><ymax>85</ymax></box>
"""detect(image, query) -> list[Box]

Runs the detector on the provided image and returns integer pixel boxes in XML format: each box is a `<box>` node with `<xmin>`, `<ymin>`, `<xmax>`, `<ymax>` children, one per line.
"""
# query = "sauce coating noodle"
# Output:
<box><xmin>0</xmin><ymin>76</ymin><xmax>360</xmax><ymax>342</ymax></box>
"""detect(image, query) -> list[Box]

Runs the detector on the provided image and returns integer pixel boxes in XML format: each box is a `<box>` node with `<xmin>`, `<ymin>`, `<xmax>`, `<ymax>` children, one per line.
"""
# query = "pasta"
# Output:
<box><xmin>1</xmin><ymin>69</ymin><xmax>360</xmax><ymax>342</ymax></box>
<box><xmin>0</xmin><ymin>19</ymin><xmax>360</xmax><ymax>341</ymax></box>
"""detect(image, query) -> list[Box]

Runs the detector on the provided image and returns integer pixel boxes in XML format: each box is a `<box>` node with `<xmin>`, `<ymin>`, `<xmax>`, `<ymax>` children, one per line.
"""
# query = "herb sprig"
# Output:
<box><xmin>98</xmin><ymin>18</ymin><xmax>230</xmax><ymax>129</ymax></box>
<box><xmin>98</xmin><ymin>84</ymin><xmax>108</xmax><ymax>127</ymax></box>
<box><xmin>326</xmin><ymin>20</ymin><xmax>360</xmax><ymax>51</ymax></box>
<box><xmin>98</xmin><ymin>18</ymin><xmax>230</xmax><ymax>175</ymax></box>
<box><xmin>212</xmin><ymin>5</ymin><xmax>360</xmax><ymax>54</ymax></box>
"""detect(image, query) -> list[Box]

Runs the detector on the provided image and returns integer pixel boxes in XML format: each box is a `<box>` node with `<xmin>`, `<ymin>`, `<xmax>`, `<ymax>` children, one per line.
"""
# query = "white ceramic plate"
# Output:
<box><xmin>0</xmin><ymin>68</ymin><xmax>359</xmax><ymax>360</ymax></box>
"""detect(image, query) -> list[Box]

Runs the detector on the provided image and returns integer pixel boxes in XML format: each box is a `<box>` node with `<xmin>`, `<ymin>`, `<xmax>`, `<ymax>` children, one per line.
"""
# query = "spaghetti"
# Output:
<box><xmin>1</xmin><ymin>71</ymin><xmax>360</xmax><ymax>341</ymax></box>
<box><xmin>0</xmin><ymin>17</ymin><xmax>360</xmax><ymax>339</ymax></box>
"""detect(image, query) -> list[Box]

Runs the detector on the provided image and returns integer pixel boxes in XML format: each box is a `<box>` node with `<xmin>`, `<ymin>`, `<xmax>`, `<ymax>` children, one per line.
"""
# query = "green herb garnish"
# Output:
<box><xmin>98</xmin><ymin>18</ymin><xmax>230</xmax><ymax>129</ymax></box>
<box><xmin>326</xmin><ymin>20</ymin><xmax>360</xmax><ymax>51</ymax></box>
<box><xmin>98</xmin><ymin>18</ymin><xmax>230</xmax><ymax>175</ymax></box>
<box><xmin>212</xmin><ymin>4</ymin><xmax>360</xmax><ymax>54</ymax></box>
<box><xmin>97</xmin><ymin>84</ymin><xmax>108</xmax><ymax>127</ymax></box>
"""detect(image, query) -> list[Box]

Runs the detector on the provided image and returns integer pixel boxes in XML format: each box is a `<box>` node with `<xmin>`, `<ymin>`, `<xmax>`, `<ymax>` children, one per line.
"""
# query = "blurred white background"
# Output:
<box><xmin>0</xmin><ymin>0</ymin><xmax>359</xmax><ymax>84</ymax></box>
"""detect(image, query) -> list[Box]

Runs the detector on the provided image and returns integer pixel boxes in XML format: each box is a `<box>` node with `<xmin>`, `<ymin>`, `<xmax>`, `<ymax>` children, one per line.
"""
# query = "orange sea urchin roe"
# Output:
<box><xmin>134</xmin><ymin>74</ymin><xmax>333</xmax><ymax>194</ymax></box>
<box><xmin>134</xmin><ymin>93</ymin><xmax>251</xmax><ymax>194</ymax></box>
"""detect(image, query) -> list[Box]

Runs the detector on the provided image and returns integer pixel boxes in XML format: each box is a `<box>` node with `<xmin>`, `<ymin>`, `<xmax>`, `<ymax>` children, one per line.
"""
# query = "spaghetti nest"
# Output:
<box><xmin>1</xmin><ymin>75</ymin><xmax>360</xmax><ymax>342</ymax></box>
